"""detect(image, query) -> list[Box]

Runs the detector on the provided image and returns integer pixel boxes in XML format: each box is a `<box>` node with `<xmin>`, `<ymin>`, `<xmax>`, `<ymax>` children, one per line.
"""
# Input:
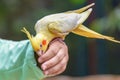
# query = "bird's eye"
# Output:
<box><xmin>40</xmin><ymin>44</ymin><xmax>42</xmax><ymax>48</ymax></box>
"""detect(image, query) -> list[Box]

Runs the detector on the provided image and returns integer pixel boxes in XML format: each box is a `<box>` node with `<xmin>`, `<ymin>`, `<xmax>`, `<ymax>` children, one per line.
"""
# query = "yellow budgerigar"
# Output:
<box><xmin>21</xmin><ymin>3</ymin><xmax>120</xmax><ymax>53</ymax></box>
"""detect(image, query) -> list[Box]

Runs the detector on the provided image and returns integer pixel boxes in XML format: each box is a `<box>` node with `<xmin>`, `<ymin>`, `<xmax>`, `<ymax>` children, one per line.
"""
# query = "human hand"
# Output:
<box><xmin>37</xmin><ymin>38</ymin><xmax>69</xmax><ymax>76</ymax></box>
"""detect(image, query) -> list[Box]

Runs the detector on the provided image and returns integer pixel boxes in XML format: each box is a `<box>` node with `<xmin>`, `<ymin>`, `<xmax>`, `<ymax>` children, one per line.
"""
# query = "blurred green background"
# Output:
<box><xmin>0</xmin><ymin>0</ymin><xmax>120</xmax><ymax>77</ymax></box>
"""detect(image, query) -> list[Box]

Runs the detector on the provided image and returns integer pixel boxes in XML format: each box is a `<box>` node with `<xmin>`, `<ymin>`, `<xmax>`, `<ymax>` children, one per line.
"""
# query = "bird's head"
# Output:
<box><xmin>21</xmin><ymin>28</ymin><xmax>49</xmax><ymax>53</ymax></box>
<box><xmin>33</xmin><ymin>33</ymin><xmax>49</xmax><ymax>53</ymax></box>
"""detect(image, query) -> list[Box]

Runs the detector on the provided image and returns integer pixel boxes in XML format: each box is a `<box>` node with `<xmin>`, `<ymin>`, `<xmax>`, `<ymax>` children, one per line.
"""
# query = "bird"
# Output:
<box><xmin>21</xmin><ymin>3</ymin><xmax>120</xmax><ymax>53</ymax></box>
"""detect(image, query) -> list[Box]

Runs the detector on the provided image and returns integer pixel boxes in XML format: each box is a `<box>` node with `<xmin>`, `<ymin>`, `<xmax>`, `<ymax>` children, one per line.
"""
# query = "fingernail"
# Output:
<box><xmin>42</xmin><ymin>65</ymin><xmax>47</xmax><ymax>70</ymax></box>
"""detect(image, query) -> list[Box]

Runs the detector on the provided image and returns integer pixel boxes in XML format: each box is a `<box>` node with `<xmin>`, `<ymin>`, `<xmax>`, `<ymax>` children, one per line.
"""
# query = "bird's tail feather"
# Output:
<box><xmin>72</xmin><ymin>24</ymin><xmax>120</xmax><ymax>43</ymax></box>
<box><xmin>66</xmin><ymin>3</ymin><xmax>95</xmax><ymax>13</ymax></box>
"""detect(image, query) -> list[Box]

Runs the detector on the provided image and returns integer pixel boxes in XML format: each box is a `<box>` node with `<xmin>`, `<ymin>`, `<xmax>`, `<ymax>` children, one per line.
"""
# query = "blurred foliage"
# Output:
<box><xmin>0</xmin><ymin>0</ymin><xmax>120</xmax><ymax>77</ymax></box>
<box><xmin>0</xmin><ymin>0</ymin><xmax>87</xmax><ymax>40</ymax></box>
<box><xmin>69</xmin><ymin>0</ymin><xmax>86</xmax><ymax>5</ymax></box>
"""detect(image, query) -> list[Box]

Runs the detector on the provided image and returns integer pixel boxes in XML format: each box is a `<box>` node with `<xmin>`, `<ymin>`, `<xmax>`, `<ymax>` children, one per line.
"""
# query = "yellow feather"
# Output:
<box><xmin>72</xmin><ymin>24</ymin><xmax>120</xmax><ymax>43</ymax></box>
<box><xmin>21</xmin><ymin>27</ymin><xmax>40</xmax><ymax>52</ymax></box>
<box><xmin>66</xmin><ymin>3</ymin><xmax>95</xmax><ymax>13</ymax></box>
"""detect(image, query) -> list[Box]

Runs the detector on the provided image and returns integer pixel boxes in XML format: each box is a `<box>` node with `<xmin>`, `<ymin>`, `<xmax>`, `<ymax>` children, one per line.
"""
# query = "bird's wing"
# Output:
<box><xmin>72</xmin><ymin>24</ymin><xmax>120</xmax><ymax>43</ymax></box>
<box><xmin>47</xmin><ymin>8</ymin><xmax>93</xmax><ymax>35</ymax></box>
<box><xmin>65</xmin><ymin>3</ymin><xmax>95</xmax><ymax>14</ymax></box>
<box><xmin>47</xmin><ymin>22</ymin><xmax>69</xmax><ymax>39</ymax></box>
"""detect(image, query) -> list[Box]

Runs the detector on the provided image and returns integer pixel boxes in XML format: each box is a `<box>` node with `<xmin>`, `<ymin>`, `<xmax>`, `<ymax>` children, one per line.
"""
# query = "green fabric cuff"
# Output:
<box><xmin>0</xmin><ymin>39</ymin><xmax>45</xmax><ymax>80</ymax></box>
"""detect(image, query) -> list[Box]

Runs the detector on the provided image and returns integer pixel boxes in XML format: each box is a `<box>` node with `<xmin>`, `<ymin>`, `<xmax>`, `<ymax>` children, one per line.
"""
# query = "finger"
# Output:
<box><xmin>41</xmin><ymin>46</ymin><xmax>67</xmax><ymax>70</ymax></box>
<box><xmin>38</xmin><ymin>40</ymin><xmax>63</xmax><ymax>63</ymax></box>
<box><xmin>43</xmin><ymin>55</ymin><xmax>69</xmax><ymax>76</ymax></box>
<box><xmin>44</xmin><ymin>56</ymin><xmax>68</xmax><ymax>76</ymax></box>
<box><xmin>50</xmin><ymin>55</ymin><xmax>69</xmax><ymax>76</ymax></box>
<box><xmin>36</xmin><ymin>50</ymin><xmax>43</xmax><ymax>56</ymax></box>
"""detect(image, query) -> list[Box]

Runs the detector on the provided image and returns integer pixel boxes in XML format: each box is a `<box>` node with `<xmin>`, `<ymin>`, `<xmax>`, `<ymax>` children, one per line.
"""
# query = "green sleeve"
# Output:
<box><xmin>0</xmin><ymin>39</ymin><xmax>45</xmax><ymax>80</ymax></box>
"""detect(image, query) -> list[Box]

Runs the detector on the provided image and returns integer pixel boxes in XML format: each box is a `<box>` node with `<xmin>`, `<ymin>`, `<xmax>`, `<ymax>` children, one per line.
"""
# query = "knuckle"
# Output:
<box><xmin>60</xmin><ymin>64</ymin><xmax>65</xmax><ymax>69</ymax></box>
<box><xmin>55</xmin><ymin>55</ymin><xmax>61</xmax><ymax>61</ymax></box>
<box><xmin>58</xmin><ymin>64</ymin><xmax>66</xmax><ymax>73</ymax></box>
<box><xmin>45</xmin><ymin>62</ymin><xmax>53</xmax><ymax>68</ymax></box>
<box><xmin>60</xmin><ymin>58</ymin><xmax>68</xmax><ymax>68</ymax></box>
<box><xmin>40</xmin><ymin>56</ymin><xmax>45</xmax><ymax>61</ymax></box>
<box><xmin>48</xmin><ymin>68</ymin><xmax>57</xmax><ymax>74</ymax></box>
<box><xmin>60</xmin><ymin>62</ymin><xmax>65</xmax><ymax>67</ymax></box>
<box><xmin>50</xmin><ymin>49</ymin><xmax>57</xmax><ymax>56</ymax></box>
